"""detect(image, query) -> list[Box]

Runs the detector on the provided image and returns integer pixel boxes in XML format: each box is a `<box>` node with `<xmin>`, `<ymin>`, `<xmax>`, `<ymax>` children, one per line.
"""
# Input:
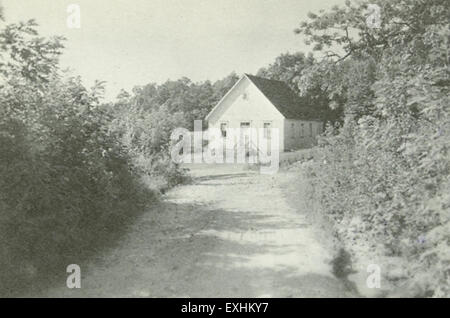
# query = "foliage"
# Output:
<box><xmin>110</xmin><ymin>73</ymin><xmax>240</xmax><ymax>190</ymax></box>
<box><xmin>0</xmin><ymin>12</ymin><xmax>239</xmax><ymax>294</ymax></box>
<box><xmin>118</xmin><ymin>73</ymin><xmax>239</xmax><ymax>130</ymax></box>
<box><xmin>257</xmin><ymin>52</ymin><xmax>342</xmax><ymax>123</ymax></box>
<box><xmin>298</xmin><ymin>0</ymin><xmax>449</xmax><ymax>296</ymax></box>
<box><xmin>0</xmin><ymin>18</ymin><xmax>154</xmax><ymax>294</ymax></box>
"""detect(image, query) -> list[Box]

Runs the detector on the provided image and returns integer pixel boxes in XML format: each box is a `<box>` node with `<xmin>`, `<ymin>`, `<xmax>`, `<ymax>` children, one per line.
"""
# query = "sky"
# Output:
<box><xmin>2</xmin><ymin>0</ymin><xmax>347</xmax><ymax>101</ymax></box>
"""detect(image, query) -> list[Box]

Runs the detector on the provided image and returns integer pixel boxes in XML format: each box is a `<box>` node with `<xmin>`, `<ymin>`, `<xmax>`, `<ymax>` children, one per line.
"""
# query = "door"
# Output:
<box><xmin>240</xmin><ymin>122</ymin><xmax>251</xmax><ymax>156</ymax></box>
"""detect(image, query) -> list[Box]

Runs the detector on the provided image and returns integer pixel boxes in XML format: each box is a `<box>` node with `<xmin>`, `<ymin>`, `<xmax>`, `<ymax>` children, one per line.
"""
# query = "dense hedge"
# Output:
<box><xmin>296</xmin><ymin>0</ymin><xmax>449</xmax><ymax>297</ymax></box>
<box><xmin>0</xmin><ymin>20</ymin><xmax>156</xmax><ymax>295</ymax></box>
<box><xmin>0</xmin><ymin>77</ymin><xmax>156</xmax><ymax>295</ymax></box>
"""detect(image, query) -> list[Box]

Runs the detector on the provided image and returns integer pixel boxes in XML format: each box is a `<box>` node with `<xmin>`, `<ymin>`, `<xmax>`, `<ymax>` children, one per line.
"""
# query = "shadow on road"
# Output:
<box><xmin>25</xmin><ymin>165</ymin><xmax>355</xmax><ymax>297</ymax></box>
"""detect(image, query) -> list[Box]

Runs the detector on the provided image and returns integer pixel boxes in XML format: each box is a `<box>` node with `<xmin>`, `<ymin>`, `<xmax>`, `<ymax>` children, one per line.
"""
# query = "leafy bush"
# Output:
<box><xmin>297</xmin><ymin>0</ymin><xmax>449</xmax><ymax>296</ymax></box>
<box><xmin>110</xmin><ymin>99</ymin><xmax>188</xmax><ymax>192</ymax></box>
<box><xmin>0</xmin><ymin>18</ymin><xmax>154</xmax><ymax>295</ymax></box>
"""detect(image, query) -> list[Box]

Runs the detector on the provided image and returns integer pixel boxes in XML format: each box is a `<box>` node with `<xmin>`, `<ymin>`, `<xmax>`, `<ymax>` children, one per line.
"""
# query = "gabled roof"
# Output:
<box><xmin>244</xmin><ymin>74</ymin><xmax>312</xmax><ymax>120</ymax></box>
<box><xmin>205</xmin><ymin>74</ymin><xmax>317</xmax><ymax>122</ymax></box>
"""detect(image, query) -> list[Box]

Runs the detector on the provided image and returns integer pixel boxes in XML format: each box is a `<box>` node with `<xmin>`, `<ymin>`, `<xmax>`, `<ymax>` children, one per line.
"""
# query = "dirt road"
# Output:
<box><xmin>33</xmin><ymin>164</ymin><xmax>353</xmax><ymax>297</ymax></box>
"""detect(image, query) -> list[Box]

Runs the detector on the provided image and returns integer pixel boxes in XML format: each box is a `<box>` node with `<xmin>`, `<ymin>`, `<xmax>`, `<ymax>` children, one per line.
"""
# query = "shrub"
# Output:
<box><xmin>0</xmin><ymin>20</ymin><xmax>154</xmax><ymax>295</ymax></box>
<box><xmin>295</xmin><ymin>0</ymin><xmax>449</xmax><ymax>296</ymax></box>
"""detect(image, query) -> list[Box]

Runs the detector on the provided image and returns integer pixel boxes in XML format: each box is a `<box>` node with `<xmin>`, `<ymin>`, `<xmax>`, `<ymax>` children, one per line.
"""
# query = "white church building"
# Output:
<box><xmin>205</xmin><ymin>74</ymin><xmax>323</xmax><ymax>153</ymax></box>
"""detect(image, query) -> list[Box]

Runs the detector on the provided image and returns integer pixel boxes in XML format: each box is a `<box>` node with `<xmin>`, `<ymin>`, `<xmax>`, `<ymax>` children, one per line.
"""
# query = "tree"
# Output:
<box><xmin>0</xmin><ymin>12</ymin><xmax>152</xmax><ymax>295</ymax></box>
<box><xmin>296</xmin><ymin>0</ymin><xmax>449</xmax><ymax>296</ymax></box>
<box><xmin>257</xmin><ymin>52</ymin><xmax>342</xmax><ymax>123</ymax></box>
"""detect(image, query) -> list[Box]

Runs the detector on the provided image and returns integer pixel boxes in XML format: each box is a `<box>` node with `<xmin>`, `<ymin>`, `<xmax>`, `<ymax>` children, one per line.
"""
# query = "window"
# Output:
<box><xmin>220</xmin><ymin>123</ymin><xmax>227</xmax><ymax>138</ymax></box>
<box><xmin>263</xmin><ymin>122</ymin><xmax>271</xmax><ymax>139</ymax></box>
<box><xmin>309</xmin><ymin>123</ymin><xmax>313</xmax><ymax>136</ymax></box>
<box><xmin>301</xmin><ymin>123</ymin><xmax>305</xmax><ymax>137</ymax></box>
<box><xmin>240</xmin><ymin>122</ymin><xmax>250</xmax><ymax>138</ymax></box>
<box><xmin>291</xmin><ymin>123</ymin><xmax>295</xmax><ymax>138</ymax></box>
